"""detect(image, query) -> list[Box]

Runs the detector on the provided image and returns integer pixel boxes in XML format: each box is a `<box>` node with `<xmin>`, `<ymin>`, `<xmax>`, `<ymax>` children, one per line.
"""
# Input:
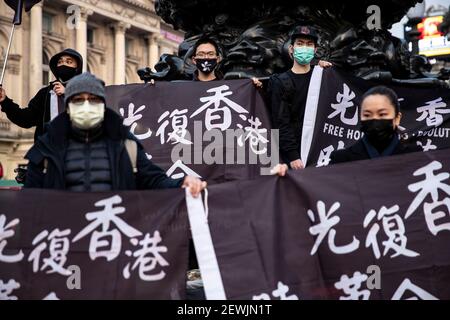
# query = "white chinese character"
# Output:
<box><xmin>253</xmin><ymin>281</ymin><xmax>299</xmax><ymax>300</ymax></box>
<box><xmin>28</xmin><ymin>229</ymin><xmax>72</xmax><ymax>276</ymax></box>
<box><xmin>72</xmin><ymin>195</ymin><xmax>143</xmax><ymax>261</ymax></box>
<box><xmin>190</xmin><ymin>85</ymin><xmax>249</xmax><ymax>131</ymax></box>
<box><xmin>416</xmin><ymin>98</ymin><xmax>450</xmax><ymax>128</ymax></box>
<box><xmin>317</xmin><ymin>141</ymin><xmax>345</xmax><ymax>167</ymax></box>
<box><xmin>237</xmin><ymin>116</ymin><xmax>269</xmax><ymax>155</ymax></box>
<box><xmin>123</xmin><ymin>231</ymin><xmax>169</xmax><ymax>282</ymax></box>
<box><xmin>417</xmin><ymin>139</ymin><xmax>437</xmax><ymax>152</ymax></box>
<box><xmin>0</xmin><ymin>279</ymin><xmax>20</xmax><ymax>300</ymax></box>
<box><xmin>423</xmin><ymin>198</ymin><xmax>450</xmax><ymax>236</ymax></box>
<box><xmin>364</xmin><ymin>205</ymin><xmax>419</xmax><ymax>259</ymax></box>
<box><xmin>156</xmin><ymin>109</ymin><xmax>193</xmax><ymax>145</ymax></box>
<box><xmin>308</xmin><ymin>201</ymin><xmax>360</xmax><ymax>255</ymax></box>
<box><xmin>392</xmin><ymin>278</ymin><xmax>438</xmax><ymax>300</ymax></box>
<box><xmin>120</xmin><ymin>103</ymin><xmax>152</xmax><ymax>140</ymax></box>
<box><xmin>0</xmin><ymin>215</ymin><xmax>24</xmax><ymax>263</ymax></box>
<box><xmin>406</xmin><ymin>161</ymin><xmax>450</xmax><ymax>235</ymax></box>
<box><xmin>335</xmin><ymin>272</ymin><xmax>370</xmax><ymax>300</ymax></box>
<box><xmin>328</xmin><ymin>84</ymin><xmax>359</xmax><ymax>126</ymax></box>
<box><xmin>43</xmin><ymin>292</ymin><xmax>60</xmax><ymax>300</ymax></box>
<box><xmin>166</xmin><ymin>160</ymin><xmax>201</xmax><ymax>180</ymax></box>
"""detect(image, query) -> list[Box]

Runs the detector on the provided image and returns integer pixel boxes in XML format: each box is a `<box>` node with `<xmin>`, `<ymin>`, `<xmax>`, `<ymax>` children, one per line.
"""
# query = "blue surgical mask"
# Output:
<box><xmin>293</xmin><ymin>46</ymin><xmax>315</xmax><ymax>65</ymax></box>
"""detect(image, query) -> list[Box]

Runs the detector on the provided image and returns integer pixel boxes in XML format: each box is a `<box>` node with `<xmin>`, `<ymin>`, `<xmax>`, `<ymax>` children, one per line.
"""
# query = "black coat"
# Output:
<box><xmin>0</xmin><ymin>49</ymin><xmax>83</xmax><ymax>141</ymax></box>
<box><xmin>330</xmin><ymin>138</ymin><xmax>421</xmax><ymax>165</ymax></box>
<box><xmin>268</xmin><ymin>68</ymin><xmax>315</xmax><ymax>164</ymax></box>
<box><xmin>1</xmin><ymin>86</ymin><xmax>53</xmax><ymax>140</ymax></box>
<box><xmin>24</xmin><ymin>108</ymin><xmax>183</xmax><ymax>191</ymax></box>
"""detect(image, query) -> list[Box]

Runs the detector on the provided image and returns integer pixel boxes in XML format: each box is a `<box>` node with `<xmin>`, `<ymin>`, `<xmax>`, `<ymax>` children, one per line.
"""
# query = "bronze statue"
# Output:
<box><xmin>137</xmin><ymin>0</ymin><xmax>449</xmax><ymax>87</ymax></box>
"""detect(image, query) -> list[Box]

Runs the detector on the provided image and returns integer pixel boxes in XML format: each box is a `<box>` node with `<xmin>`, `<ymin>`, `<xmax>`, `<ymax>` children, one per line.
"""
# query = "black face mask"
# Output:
<box><xmin>361</xmin><ymin>119</ymin><xmax>396</xmax><ymax>148</ymax></box>
<box><xmin>195</xmin><ymin>59</ymin><xmax>218</xmax><ymax>74</ymax></box>
<box><xmin>56</xmin><ymin>65</ymin><xmax>78</xmax><ymax>82</ymax></box>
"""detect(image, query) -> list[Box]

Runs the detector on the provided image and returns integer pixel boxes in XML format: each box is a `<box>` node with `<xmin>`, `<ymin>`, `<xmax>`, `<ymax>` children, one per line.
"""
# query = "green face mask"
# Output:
<box><xmin>293</xmin><ymin>46</ymin><xmax>315</xmax><ymax>65</ymax></box>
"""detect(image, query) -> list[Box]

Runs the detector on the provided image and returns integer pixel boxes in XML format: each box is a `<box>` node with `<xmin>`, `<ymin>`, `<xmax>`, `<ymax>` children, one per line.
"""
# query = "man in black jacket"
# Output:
<box><xmin>0</xmin><ymin>48</ymin><xmax>83</xmax><ymax>141</ymax></box>
<box><xmin>269</xmin><ymin>26</ymin><xmax>332</xmax><ymax>170</ymax></box>
<box><xmin>25</xmin><ymin>72</ymin><xmax>206</xmax><ymax>195</ymax></box>
<box><xmin>330</xmin><ymin>86</ymin><xmax>421</xmax><ymax>164</ymax></box>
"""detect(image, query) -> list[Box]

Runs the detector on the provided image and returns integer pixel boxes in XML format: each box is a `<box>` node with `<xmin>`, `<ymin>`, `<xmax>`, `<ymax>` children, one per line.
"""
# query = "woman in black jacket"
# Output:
<box><xmin>330</xmin><ymin>86</ymin><xmax>421</xmax><ymax>164</ymax></box>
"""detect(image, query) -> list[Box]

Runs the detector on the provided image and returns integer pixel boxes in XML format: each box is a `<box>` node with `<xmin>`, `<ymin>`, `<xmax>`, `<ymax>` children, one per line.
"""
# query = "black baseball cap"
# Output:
<box><xmin>290</xmin><ymin>26</ymin><xmax>319</xmax><ymax>44</ymax></box>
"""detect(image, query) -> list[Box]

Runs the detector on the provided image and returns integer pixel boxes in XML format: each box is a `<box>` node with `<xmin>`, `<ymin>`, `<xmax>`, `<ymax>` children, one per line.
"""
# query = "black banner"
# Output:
<box><xmin>2</xmin><ymin>149</ymin><xmax>450</xmax><ymax>299</ymax></box>
<box><xmin>304</xmin><ymin>68</ymin><xmax>450</xmax><ymax>167</ymax></box>
<box><xmin>204</xmin><ymin>149</ymin><xmax>450</xmax><ymax>300</ymax></box>
<box><xmin>106</xmin><ymin>80</ymin><xmax>275</xmax><ymax>184</ymax></box>
<box><xmin>0</xmin><ymin>189</ymin><xmax>189</xmax><ymax>300</ymax></box>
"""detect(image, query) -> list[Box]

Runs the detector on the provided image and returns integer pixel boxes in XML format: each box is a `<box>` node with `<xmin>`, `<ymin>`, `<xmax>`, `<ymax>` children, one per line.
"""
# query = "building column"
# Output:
<box><xmin>147</xmin><ymin>34</ymin><xmax>162</xmax><ymax>72</ymax></box>
<box><xmin>112</xmin><ymin>22</ymin><xmax>130</xmax><ymax>85</ymax></box>
<box><xmin>29</xmin><ymin>2</ymin><xmax>43</xmax><ymax>95</ymax></box>
<box><xmin>76</xmin><ymin>8</ymin><xmax>93</xmax><ymax>72</ymax></box>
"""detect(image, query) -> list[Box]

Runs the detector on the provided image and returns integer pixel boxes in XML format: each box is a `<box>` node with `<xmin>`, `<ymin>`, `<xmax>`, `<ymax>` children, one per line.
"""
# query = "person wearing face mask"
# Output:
<box><xmin>191</xmin><ymin>37</ymin><xmax>224</xmax><ymax>82</ymax></box>
<box><xmin>330</xmin><ymin>86</ymin><xmax>421</xmax><ymax>164</ymax></box>
<box><xmin>269</xmin><ymin>26</ymin><xmax>332</xmax><ymax>170</ymax></box>
<box><xmin>24</xmin><ymin>72</ymin><xmax>207</xmax><ymax>196</ymax></box>
<box><xmin>0</xmin><ymin>48</ymin><xmax>83</xmax><ymax>142</ymax></box>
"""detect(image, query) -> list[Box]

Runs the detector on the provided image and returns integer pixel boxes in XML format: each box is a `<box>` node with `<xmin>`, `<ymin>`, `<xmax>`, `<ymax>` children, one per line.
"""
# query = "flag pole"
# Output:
<box><xmin>0</xmin><ymin>23</ymin><xmax>16</xmax><ymax>86</ymax></box>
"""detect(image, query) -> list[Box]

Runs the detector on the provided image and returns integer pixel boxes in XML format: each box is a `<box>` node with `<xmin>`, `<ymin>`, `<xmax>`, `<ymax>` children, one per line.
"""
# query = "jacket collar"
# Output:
<box><xmin>193</xmin><ymin>69</ymin><xmax>223</xmax><ymax>82</ymax></box>
<box><xmin>362</xmin><ymin>135</ymin><xmax>400</xmax><ymax>159</ymax></box>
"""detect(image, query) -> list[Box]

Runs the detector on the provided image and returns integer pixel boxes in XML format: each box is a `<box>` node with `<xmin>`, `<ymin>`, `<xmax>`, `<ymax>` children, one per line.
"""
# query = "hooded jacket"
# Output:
<box><xmin>0</xmin><ymin>49</ymin><xmax>83</xmax><ymax>141</ymax></box>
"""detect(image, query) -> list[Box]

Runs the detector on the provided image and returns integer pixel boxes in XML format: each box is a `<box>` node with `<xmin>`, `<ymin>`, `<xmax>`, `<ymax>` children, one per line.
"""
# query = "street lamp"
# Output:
<box><xmin>406</xmin><ymin>1</ymin><xmax>426</xmax><ymax>55</ymax></box>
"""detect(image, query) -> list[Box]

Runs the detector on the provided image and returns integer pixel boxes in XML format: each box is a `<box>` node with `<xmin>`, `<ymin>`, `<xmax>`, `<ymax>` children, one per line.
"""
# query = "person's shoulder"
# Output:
<box><xmin>269</xmin><ymin>71</ymin><xmax>292</xmax><ymax>82</ymax></box>
<box><xmin>36</xmin><ymin>85</ymin><xmax>52</xmax><ymax>96</ymax></box>
<box><xmin>268</xmin><ymin>71</ymin><xmax>295</xmax><ymax>94</ymax></box>
<box><xmin>330</xmin><ymin>140</ymin><xmax>366</xmax><ymax>164</ymax></box>
<box><xmin>398</xmin><ymin>139</ymin><xmax>422</xmax><ymax>154</ymax></box>
<box><xmin>30</xmin><ymin>85</ymin><xmax>52</xmax><ymax>102</ymax></box>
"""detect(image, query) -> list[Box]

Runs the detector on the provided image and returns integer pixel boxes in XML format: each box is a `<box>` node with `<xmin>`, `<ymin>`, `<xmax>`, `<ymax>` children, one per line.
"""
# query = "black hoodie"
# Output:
<box><xmin>49</xmin><ymin>48</ymin><xmax>83</xmax><ymax>81</ymax></box>
<box><xmin>0</xmin><ymin>48</ymin><xmax>83</xmax><ymax>141</ymax></box>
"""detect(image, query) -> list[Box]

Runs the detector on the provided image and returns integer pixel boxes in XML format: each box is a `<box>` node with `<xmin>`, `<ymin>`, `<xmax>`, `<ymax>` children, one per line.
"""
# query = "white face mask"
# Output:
<box><xmin>68</xmin><ymin>100</ymin><xmax>105</xmax><ymax>130</ymax></box>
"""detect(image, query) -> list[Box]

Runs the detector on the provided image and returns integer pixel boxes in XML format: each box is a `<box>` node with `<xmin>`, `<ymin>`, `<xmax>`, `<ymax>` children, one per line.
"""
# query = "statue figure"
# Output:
<box><xmin>137</xmin><ymin>0</ymin><xmax>449</xmax><ymax>87</ymax></box>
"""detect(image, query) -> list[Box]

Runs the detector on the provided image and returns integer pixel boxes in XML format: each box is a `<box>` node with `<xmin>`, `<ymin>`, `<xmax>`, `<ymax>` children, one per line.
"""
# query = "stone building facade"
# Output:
<box><xmin>0</xmin><ymin>0</ymin><xmax>183</xmax><ymax>179</ymax></box>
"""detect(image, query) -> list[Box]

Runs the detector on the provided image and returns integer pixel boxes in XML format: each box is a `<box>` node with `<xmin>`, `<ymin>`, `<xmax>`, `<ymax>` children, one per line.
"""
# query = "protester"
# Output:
<box><xmin>24</xmin><ymin>72</ymin><xmax>206</xmax><ymax>196</ymax></box>
<box><xmin>190</xmin><ymin>37</ymin><xmax>224</xmax><ymax>82</ymax></box>
<box><xmin>330</xmin><ymin>86</ymin><xmax>421</xmax><ymax>164</ymax></box>
<box><xmin>0</xmin><ymin>49</ymin><xmax>83</xmax><ymax>141</ymax></box>
<box><xmin>269</xmin><ymin>26</ymin><xmax>332</xmax><ymax>170</ymax></box>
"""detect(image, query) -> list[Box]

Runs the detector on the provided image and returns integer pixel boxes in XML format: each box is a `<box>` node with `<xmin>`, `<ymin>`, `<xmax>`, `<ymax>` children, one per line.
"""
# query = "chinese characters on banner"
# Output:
<box><xmin>106</xmin><ymin>80</ymin><xmax>273</xmax><ymax>184</ymax></box>
<box><xmin>0</xmin><ymin>189</ymin><xmax>189</xmax><ymax>300</ymax></box>
<box><xmin>305</xmin><ymin>69</ymin><xmax>450</xmax><ymax>167</ymax></box>
<box><xmin>203</xmin><ymin>148</ymin><xmax>450</xmax><ymax>300</ymax></box>
<box><xmin>1</xmin><ymin>149</ymin><xmax>450</xmax><ymax>299</ymax></box>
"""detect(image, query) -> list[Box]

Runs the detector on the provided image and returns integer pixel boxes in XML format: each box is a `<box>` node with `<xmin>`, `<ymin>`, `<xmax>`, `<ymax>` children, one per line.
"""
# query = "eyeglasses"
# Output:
<box><xmin>195</xmin><ymin>51</ymin><xmax>218</xmax><ymax>59</ymax></box>
<box><xmin>70</xmin><ymin>96</ymin><xmax>104</xmax><ymax>106</ymax></box>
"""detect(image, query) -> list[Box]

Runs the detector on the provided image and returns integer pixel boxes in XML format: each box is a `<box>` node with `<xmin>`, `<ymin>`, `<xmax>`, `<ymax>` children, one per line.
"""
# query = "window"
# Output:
<box><xmin>87</xmin><ymin>27</ymin><xmax>94</xmax><ymax>45</ymax></box>
<box><xmin>42</xmin><ymin>13</ymin><xmax>53</xmax><ymax>33</ymax></box>
<box><xmin>126</xmin><ymin>38</ymin><xmax>132</xmax><ymax>56</ymax></box>
<box><xmin>42</xmin><ymin>51</ymin><xmax>50</xmax><ymax>86</ymax></box>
